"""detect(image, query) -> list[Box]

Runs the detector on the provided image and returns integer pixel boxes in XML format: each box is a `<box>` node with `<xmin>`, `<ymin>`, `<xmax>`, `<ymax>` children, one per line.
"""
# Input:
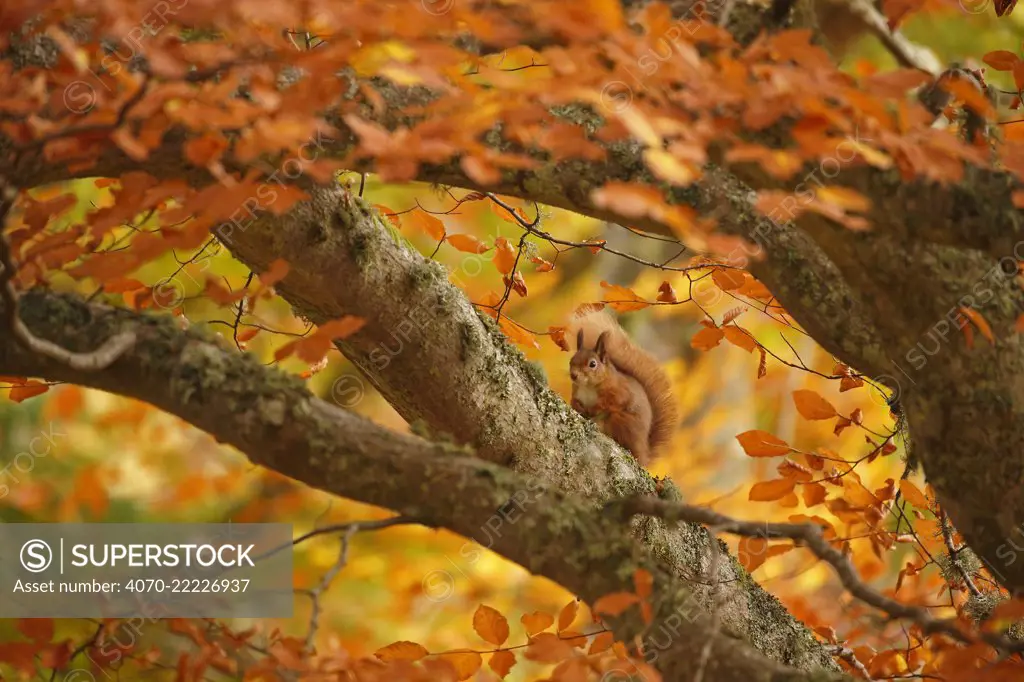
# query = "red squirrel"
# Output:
<box><xmin>567</xmin><ymin>307</ymin><xmax>678</xmax><ymax>466</ymax></box>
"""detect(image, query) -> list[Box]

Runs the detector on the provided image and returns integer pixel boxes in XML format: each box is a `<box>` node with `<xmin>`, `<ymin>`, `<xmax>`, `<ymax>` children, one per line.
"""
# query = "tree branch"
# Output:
<box><xmin>0</xmin><ymin>288</ymin><xmax>841</xmax><ymax>682</ymax></box>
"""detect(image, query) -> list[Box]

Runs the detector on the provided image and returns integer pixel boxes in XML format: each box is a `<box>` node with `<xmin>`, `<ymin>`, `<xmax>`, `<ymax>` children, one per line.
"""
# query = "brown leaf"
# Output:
<box><xmin>657</xmin><ymin>281</ymin><xmax>677</xmax><ymax>303</ymax></box>
<box><xmin>983</xmin><ymin>50</ymin><xmax>1021</xmax><ymax>71</ymax></box>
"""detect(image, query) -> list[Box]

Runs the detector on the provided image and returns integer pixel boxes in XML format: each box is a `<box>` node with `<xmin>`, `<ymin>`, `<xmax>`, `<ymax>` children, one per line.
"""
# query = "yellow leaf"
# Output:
<box><xmin>489</xmin><ymin>650</ymin><xmax>516</xmax><ymax>679</ymax></box>
<box><xmin>437</xmin><ymin>650</ymin><xmax>482</xmax><ymax>680</ymax></box>
<box><xmin>815</xmin><ymin>186</ymin><xmax>871</xmax><ymax>213</ymax></box>
<box><xmin>618</xmin><ymin>107</ymin><xmax>660</xmax><ymax>147</ymax></box>
<box><xmin>521</xmin><ymin>612</ymin><xmax>554</xmax><ymax>636</ymax></box>
<box><xmin>736</xmin><ymin>430</ymin><xmax>791</xmax><ymax>457</ymax></box>
<box><xmin>374</xmin><ymin>641</ymin><xmax>429</xmax><ymax>662</ymax></box>
<box><xmin>792</xmin><ymin>389</ymin><xmax>837</xmax><ymax>420</ymax></box>
<box><xmin>644</xmin><ymin>149</ymin><xmax>697</xmax><ymax>186</ymax></box>
<box><xmin>473</xmin><ymin>605</ymin><xmax>509</xmax><ymax>646</ymax></box>
<box><xmin>749</xmin><ymin>478</ymin><xmax>797</xmax><ymax>502</ymax></box>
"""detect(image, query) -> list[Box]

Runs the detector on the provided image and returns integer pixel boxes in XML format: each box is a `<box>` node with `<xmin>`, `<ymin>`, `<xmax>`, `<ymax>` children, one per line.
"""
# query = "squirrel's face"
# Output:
<box><xmin>569</xmin><ymin>350</ymin><xmax>609</xmax><ymax>386</ymax></box>
<box><xmin>570</xmin><ymin>329</ymin><xmax>611</xmax><ymax>386</ymax></box>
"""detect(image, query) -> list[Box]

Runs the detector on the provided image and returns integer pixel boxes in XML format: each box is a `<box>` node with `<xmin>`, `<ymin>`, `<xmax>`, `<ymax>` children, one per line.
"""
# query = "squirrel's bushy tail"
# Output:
<box><xmin>568</xmin><ymin>304</ymin><xmax>679</xmax><ymax>452</ymax></box>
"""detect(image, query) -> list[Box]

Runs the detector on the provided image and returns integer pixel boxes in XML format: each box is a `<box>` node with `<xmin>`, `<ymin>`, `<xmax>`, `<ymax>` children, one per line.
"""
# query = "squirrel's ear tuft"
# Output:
<box><xmin>595</xmin><ymin>331</ymin><xmax>610</xmax><ymax>360</ymax></box>
<box><xmin>576</xmin><ymin>329</ymin><xmax>584</xmax><ymax>350</ymax></box>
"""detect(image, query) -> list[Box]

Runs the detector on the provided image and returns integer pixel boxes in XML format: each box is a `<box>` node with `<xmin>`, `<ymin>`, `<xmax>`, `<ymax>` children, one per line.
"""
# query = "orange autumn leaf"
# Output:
<box><xmin>737</xmin><ymin>537</ymin><xmax>769</xmax><ymax>572</ymax></box>
<box><xmin>712</xmin><ymin>268</ymin><xmax>745</xmax><ymax>290</ymax></box>
<box><xmin>983</xmin><ymin>50</ymin><xmax>1020</xmax><ymax>70</ymax></box>
<box><xmin>436</xmin><ymin>650</ymin><xmax>482</xmax><ymax>680</ymax></box>
<box><xmin>723</xmin><ymin>325</ymin><xmax>757</xmax><ymax>352</ymax></box>
<box><xmin>521</xmin><ymin>612</ymin><xmax>554</xmax><ymax>636</ymax></box>
<box><xmin>404</xmin><ymin>210</ymin><xmax>446</xmax><ymax>241</ymax></box>
<box><xmin>736</xmin><ymin>430</ymin><xmax>792</xmax><ymax>457</ymax></box>
<box><xmin>557</xmin><ymin>600</ymin><xmax>579</xmax><ymax>632</ymax></box>
<box><xmin>16</xmin><ymin>617</ymin><xmax>53</xmax><ymax>643</ymax></box>
<box><xmin>589</xmin><ymin>632</ymin><xmax>615</xmax><ymax>655</ymax></box>
<box><xmin>447</xmin><ymin>233</ymin><xmax>490</xmax><ymax>254</ymax></box>
<box><xmin>259</xmin><ymin>258</ymin><xmax>290</xmax><ymax>287</ymax></box>
<box><xmin>959</xmin><ymin>306</ymin><xmax>994</xmax><ymax>346</ymax></box>
<box><xmin>657</xmin><ymin>281</ymin><xmax>677</xmax><ymax>303</ymax></box>
<box><xmin>488</xmin><ymin>650</ymin><xmax>516</xmax><ymax>678</ymax></box>
<box><xmin>600</xmin><ymin>281</ymin><xmax>649</xmax><ymax>312</ymax></box>
<box><xmin>633</xmin><ymin>568</ymin><xmax>653</xmax><ymax>599</ymax></box>
<box><xmin>592</xmin><ymin>592</ymin><xmax>641</xmax><ymax>617</ymax></box>
<box><xmin>749</xmin><ymin>478</ymin><xmax>797</xmax><ymax>502</ymax></box>
<box><xmin>473</xmin><ymin>605</ymin><xmax>509</xmax><ymax>646</ymax></box>
<box><xmin>691</xmin><ymin>324</ymin><xmax>724</xmax><ymax>351</ymax></box>
<box><xmin>549</xmin><ymin>326</ymin><xmax>570</xmax><ymax>351</ymax></box>
<box><xmin>498</xmin><ymin>317</ymin><xmax>540</xmax><ymax>350</ymax></box>
<box><xmin>988</xmin><ymin>599</ymin><xmax>1024</xmax><ymax>624</ymax></box>
<box><xmin>803</xmin><ymin>482</ymin><xmax>828</xmax><ymax>506</ymax></box>
<box><xmin>374</xmin><ymin>641</ymin><xmax>429</xmax><ymax>662</ymax></box>
<box><xmin>898</xmin><ymin>480</ymin><xmax>930</xmax><ymax>509</ymax></box>
<box><xmin>9</xmin><ymin>381</ymin><xmax>50</xmax><ymax>403</ymax></box>
<box><xmin>524</xmin><ymin>633</ymin><xmax>574</xmax><ymax>663</ymax></box>
<box><xmin>493</xmin><ymin>237</ymin><xmax>518</xmax><ymax>275</ymax></box>
<box><xmin>792</xmin><ymin>389</ymin><xmax>837</xmax><ymax>420</ymax></box>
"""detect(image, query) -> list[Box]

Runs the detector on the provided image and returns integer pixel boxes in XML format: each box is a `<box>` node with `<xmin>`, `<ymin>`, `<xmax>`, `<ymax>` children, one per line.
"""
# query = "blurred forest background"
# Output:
<box><xmin>1</xmin><ymin>2</ymin><xmax>1022</xmax><ymax>679</ymax></box>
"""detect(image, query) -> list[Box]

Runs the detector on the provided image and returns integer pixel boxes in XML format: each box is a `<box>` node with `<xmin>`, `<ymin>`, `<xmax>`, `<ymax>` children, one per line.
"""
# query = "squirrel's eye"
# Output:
<box><xmin>588</xmin><ymin>359</ymin><xmax>597</xmax><ymax>368</ymax></box>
